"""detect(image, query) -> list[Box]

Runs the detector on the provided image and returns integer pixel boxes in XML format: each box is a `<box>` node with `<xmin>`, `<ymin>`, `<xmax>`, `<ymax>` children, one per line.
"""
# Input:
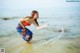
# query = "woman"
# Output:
<box><xmin>16</xmin><ymin>10</ymin><xmax>48</xmax><ymax>44</ymax></box>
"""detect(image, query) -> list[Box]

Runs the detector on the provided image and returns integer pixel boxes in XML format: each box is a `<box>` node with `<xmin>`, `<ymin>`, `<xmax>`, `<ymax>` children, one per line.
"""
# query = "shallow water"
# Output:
<box><xmin>0</xmin><ymin>36</ymin><xmax>80</xmax><ymax>53</ymax></box>
<box><xmin>0</xmin><ymin>11</ymin><xmax>80</xmax><ymax>53</ymax></box>
<box><xmin>0</xmin><ymin>16</ymin><xmax>80</xmax><ymax>53</ymax></box>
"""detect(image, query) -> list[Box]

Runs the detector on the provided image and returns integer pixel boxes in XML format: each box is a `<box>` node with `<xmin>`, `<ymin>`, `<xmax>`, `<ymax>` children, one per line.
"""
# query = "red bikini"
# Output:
<box><xmin>23</xmin><ymin>21</ymin><xmax>30</xmax><ymax>26</ymax></box>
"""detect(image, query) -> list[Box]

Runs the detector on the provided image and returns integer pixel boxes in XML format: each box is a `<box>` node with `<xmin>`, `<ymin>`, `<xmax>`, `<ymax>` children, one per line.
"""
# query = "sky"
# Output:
<box><xmin>0</xmin><ymin>0</ymin><xmax>80</xmax><ymax>9</ymax></box>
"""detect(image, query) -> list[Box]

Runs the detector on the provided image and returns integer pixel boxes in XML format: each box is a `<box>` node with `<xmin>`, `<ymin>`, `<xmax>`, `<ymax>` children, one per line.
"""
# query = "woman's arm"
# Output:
<box><xmin>19</xmin><ymin>16</ymin><xmax>31</xmax><ymax>28</ymax></box>
<box><xmin>33</xmin><ymin>19</ymin><xmax>48</xmax><ymax>29</ymax></box>
<box><xmin>38</xmin><ymin>24</ymin><xmax>48</xmax><ymax>29</ymax></box>
<box><xmin>19</xmin><ymin>19</ymin><xmax>25</xmax><ymax>28</ymax></box>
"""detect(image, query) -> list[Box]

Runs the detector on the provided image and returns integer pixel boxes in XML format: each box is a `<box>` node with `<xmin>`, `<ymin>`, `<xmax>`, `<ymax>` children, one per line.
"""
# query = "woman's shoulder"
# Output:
<box><xmin>19</xmin><ymin>16</ymin><xmax>29</xmax><ymax>21</ymax></box>
<box><xmin>24</xmin><ymin>16</ymin><xmax>31</xmax><ymax>18</ymax></box>
<box><xmin>19</xmin><ymin>16</ymin><xmax>32</xmax><ymax>21</ymax></box>
<box><xmin>23</xmin><ymin>16</ymin><xmax>32</xmax><ymax>21</ymax></box>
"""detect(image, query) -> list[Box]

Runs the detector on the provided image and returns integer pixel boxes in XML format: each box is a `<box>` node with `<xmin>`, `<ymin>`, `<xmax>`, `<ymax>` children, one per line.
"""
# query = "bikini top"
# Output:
<box><xmin>23</xmin><ymin>21</ymin><xmax>30</xmax><ymax>26</ymax></box>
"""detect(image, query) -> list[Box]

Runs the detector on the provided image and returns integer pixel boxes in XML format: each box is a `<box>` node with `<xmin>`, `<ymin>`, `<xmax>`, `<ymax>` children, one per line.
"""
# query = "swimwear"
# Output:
<box><xmin>23</xmin><ymin>21</ymin><xmax>30</xmax><ymax>26</ymax></box>
<box><xmin>16</xmin><ymin>24</ymin><xmax>33</xmax><ymax>42</ymax></box>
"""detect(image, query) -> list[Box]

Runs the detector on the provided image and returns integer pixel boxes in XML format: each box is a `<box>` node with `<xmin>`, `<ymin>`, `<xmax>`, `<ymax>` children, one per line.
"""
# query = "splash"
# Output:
<box><xmin>39</xmin><ymin>27</ymin><xmax>64</xmax><ymax>45</ymax></box>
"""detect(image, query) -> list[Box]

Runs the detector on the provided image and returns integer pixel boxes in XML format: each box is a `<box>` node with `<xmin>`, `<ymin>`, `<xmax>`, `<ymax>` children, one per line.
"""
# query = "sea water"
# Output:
<box><xmin>0</xmin><ymin>7</ymin><xmax>80</xmax><ymax>53</ymax></box>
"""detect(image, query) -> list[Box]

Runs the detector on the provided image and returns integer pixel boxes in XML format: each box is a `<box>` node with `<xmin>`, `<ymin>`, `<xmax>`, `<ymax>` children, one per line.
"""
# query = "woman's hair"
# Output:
<box><xmin>31</xmin><ymin>10</ymin><xmax>39</xmax><ymax>18</ymax></box>
<box><xmin>31</xmin><ymin>10</ymin><xmax>39</xmax><ymax>26</ymax></box>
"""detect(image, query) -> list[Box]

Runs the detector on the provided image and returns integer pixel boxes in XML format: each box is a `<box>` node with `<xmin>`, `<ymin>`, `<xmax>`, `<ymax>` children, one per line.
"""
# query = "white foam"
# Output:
<box><xmin>39</xmin><ymin>27</ymin><xmax>64</xmax><ymax>45</ymax></box>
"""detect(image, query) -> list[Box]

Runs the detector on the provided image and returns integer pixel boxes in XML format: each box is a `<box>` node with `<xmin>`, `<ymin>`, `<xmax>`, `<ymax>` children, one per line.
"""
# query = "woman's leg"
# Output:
<box><xmin>25</xmin><ymin>28</ymin><xmax>33</xmax><ymax>42</ymax></box>
<box><xmin>16</xmin><ymin>25</ymin><xmax>33</xmax><ymax>43</ymax></box>
<box><xmin>16</xmin><ymin>24</ymin><xmax>23</xmax><ymax>34</ymax></box>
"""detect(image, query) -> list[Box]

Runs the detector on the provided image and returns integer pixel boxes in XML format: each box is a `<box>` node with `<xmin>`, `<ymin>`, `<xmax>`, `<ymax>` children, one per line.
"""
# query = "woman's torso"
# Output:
<box><xmin>22</xmin><ymin>17</ymin><xmax>34</xmax><ymax>26</ymax></box>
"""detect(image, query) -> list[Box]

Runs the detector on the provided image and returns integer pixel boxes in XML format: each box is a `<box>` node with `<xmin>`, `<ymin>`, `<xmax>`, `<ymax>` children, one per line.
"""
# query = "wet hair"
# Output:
<box><xmin>32</xmin><ymin>10</ymin><xmax>39</xmax><ymax>26</ymax></box>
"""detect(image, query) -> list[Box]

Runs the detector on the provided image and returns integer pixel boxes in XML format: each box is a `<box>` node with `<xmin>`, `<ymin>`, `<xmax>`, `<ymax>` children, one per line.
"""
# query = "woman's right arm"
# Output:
<box><xmin>19</xmin><ymin>19</ymin><xmax>25</xmax><ymax>28</ymax></box>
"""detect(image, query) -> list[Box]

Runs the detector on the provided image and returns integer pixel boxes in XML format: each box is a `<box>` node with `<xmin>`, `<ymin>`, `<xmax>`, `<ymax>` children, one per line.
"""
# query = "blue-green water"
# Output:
<box><xmin>0</xmin><ymin>7</ymin><xmax>80</xmax><ymax>53</ymax></box>
<box><xmin>0</xmin><ymin>7</ymin><xmax>80</xmax><ymax>37</ymax></box>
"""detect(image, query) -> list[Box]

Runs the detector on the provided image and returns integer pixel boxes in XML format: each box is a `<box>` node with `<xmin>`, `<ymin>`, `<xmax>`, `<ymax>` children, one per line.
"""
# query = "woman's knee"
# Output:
<box><xmin>23</xmin><ymin>35</ymin><xmax>32</xmax><ymax>42</ymax></box>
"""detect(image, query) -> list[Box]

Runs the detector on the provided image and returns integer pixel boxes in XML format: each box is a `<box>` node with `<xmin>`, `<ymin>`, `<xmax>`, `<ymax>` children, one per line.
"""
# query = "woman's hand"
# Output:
<box><xmin>21</xmin><ymin>35</ymin><xmax>24</xmax><ymax>38</ymax></box>
<box><xmin>44</xmin><ymin>23</ymin><xmax>49</xmax><ymax>27</ymax></box>
<box><xmin>22</xmin><ymin>28</ymin><xmax>26</xmax><ymax>31</ymax></box>
<box><xmin>37</xmin><ymin>23</ymin><xmax>49</xmax><ymax>29</ymax></box>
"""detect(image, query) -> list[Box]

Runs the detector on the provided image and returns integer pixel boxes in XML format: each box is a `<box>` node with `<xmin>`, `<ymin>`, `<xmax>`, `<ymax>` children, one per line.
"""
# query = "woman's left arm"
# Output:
<box><xmin>33</xmin><ymin>19</ymin><xmax>48</xmax><ymax>29</ymax></box>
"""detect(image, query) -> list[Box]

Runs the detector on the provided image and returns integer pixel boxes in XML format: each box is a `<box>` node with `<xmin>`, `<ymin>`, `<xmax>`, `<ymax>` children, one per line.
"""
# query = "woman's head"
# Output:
<box><xmin>31</xmin><ymin>10</ymin><xmax>39</xmax><ymax>19</ymax></box>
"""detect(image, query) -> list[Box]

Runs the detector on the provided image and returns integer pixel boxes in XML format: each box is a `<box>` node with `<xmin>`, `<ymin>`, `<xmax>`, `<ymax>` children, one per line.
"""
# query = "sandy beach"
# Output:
<box><xmin>0</xmin><ymin>36</ymin><xmax>80</xmax><ymax>53</ymax></box>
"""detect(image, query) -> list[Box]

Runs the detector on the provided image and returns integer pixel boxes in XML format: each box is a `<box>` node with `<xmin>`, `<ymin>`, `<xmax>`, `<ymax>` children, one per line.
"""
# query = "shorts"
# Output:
<box><xmin>16</xmin><ymin>24</ymin><xmax>33</xmax><ymax>42</ymax></box>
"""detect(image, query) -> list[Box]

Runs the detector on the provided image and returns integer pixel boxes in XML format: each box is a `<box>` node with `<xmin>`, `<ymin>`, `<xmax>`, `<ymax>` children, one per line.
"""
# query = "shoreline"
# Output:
<box><xmin>0</xmin><ymin>36</ymin><xmax>80</xmax><ymax>53</ymax></box>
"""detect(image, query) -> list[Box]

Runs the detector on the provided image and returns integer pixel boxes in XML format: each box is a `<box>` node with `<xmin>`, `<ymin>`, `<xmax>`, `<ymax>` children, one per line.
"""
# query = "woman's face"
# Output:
<box><xmin>31</xmin><ymin>12</ymin><xmax>38</xmax><ymax>19</ymax></box>
<box><xmin>33</xmin><ymin>13</ymin><xmax>38</xmax><ymax>19</ymax></box>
